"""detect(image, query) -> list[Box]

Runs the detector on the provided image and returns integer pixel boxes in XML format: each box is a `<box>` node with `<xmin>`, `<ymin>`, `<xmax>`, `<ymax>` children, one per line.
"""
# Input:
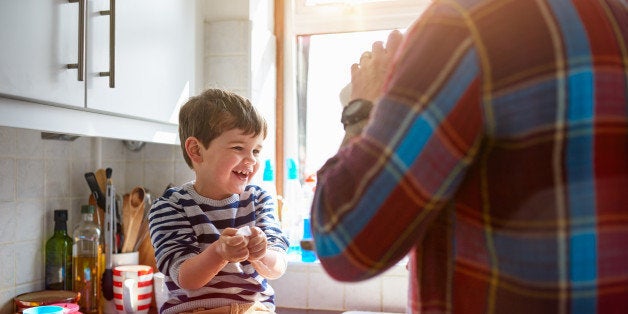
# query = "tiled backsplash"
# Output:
<box><xmin>0</xmin><ymin>126</ymin><xmax>194</xmax><ymax>314</ymax></box>
<box><xmin>272</xmin><ymin>261</ymin><xmax>408</xmax><ymax>313</ymax></box>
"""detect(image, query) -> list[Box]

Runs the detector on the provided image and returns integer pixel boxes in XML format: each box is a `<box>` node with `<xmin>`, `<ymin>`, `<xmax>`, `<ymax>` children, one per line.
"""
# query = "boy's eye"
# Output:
<box><xmin>232</xmin><ymin>146</ymin><xmax>243</xmax><ymax>151</ymax></box>
<box><xmin>253</xmin><ymin>149</ymin><xmax>261</xmax><ymax>156</ymax></box>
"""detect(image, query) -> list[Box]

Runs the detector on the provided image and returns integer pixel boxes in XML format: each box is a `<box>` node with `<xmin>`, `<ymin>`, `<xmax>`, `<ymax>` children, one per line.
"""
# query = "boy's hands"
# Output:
<box><xmin>246</xmin><ymin>227</ymin><xmax>268</xmax><ymax>261</ymax></box>
<box><xmin>215</xmin><ymin>226</ymin><xmax>267</xmax><ymax>262</ymax></box>
<box><xmin>215</xmin><ymin>228</ymin><xmax>249</xmax><ymax>262</ymax></box>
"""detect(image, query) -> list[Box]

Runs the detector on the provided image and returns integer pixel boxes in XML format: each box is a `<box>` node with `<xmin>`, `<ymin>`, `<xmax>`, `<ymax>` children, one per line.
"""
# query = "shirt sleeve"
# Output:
<box><xmin>148</xmin><ymin>192</ymin><xmax>201</xmax><ymax>288</ymax></box>
<box><xmin>311</xmin><ymin>2</ymin><xmax>487</xmax><ymax>281</ymax></box>
<box><xmin>254</xmin><ymin>187</ymin><xmax>290</xmax><ymax>252</ymax></box>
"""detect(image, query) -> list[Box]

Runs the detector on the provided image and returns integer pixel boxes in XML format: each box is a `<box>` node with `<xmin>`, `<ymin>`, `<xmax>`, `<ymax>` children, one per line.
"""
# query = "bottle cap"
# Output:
<box><xmin>304</xmin><ymin>173</ymin><xmax>316</xmax><ymax>184</ymax></box>
<box><xmin>263</xmin><ymin>159</ymin><xmax>274</xmax><ymax>182</ymax></box>
<box><xmin>53</xmin><ymin>210</ymin><xmax>68</xmax><ymax>222</ymax></box>
<box><xmin>81</xmin><ymin>204</ymin><xmax>95</xmax><ymax>214</ymax></box>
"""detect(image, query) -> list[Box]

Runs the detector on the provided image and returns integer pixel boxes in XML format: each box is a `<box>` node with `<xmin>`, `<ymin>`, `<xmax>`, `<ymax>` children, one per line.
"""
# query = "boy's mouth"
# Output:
<box><xmin>233</xmin><ymin>169</ymin><xmax>251</xmax><ymax>181</ymax></box>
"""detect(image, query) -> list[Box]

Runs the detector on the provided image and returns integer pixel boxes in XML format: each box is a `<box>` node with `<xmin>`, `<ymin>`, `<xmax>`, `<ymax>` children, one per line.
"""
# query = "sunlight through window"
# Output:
<box><xmin>298</xmin><ymin>29</ymin><xmax>403</xmax><ymax>176</ymax></box>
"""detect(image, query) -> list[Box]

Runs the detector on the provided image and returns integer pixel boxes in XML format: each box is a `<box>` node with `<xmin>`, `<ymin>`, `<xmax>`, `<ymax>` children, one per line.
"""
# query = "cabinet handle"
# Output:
<box><xmin>98</xmin><ymin>0</ymin><xmax>115</xmax><ymax>88</ymax></box>
<box><xmin>66</xmin><ymin>0</ymin><xmax>85</xmax><ymax>81</ymax></box>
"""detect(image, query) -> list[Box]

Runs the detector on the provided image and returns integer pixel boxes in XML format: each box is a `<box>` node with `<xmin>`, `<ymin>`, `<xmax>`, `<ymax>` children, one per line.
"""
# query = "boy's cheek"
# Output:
<box><xmin>250</xmin><ymin>167</ymin><xmax>260</xmax><ymax>179</ymax></box>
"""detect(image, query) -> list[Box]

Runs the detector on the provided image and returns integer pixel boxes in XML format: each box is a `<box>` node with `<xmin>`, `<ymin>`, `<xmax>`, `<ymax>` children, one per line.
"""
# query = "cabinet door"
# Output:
<box><xmin>86</xmin><ymin>0</ymin><xmax>196</xmax><ymax>124</ymax></box>
<box><xmin>0</xmin><ymin>0</ymin><xmax>85</xmax><ymax>108</ymax></box>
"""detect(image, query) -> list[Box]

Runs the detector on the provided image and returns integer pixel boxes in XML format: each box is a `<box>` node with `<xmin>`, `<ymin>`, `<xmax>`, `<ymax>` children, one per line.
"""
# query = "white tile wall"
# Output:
<box><xmin>0</xmin><ymin>126</ymin><xmax>193</xmax><ymax>314</ymax></box>
<box><xmin>271</xmin><ymin>261</ymin><xmax>408</xmax><ymax>313</ymax></box>
<box><xmin>205</xmin><ymin>20</ymin><xmax>251</xmax><ymax>94</ymax></box>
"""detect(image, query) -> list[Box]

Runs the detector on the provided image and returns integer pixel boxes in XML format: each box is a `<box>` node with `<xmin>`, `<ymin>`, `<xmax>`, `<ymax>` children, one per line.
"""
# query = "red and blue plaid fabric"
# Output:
<box><xmin>311</xmin><ymin>0</ymin><xmax>628</xmax><ymax>313</ymax></box>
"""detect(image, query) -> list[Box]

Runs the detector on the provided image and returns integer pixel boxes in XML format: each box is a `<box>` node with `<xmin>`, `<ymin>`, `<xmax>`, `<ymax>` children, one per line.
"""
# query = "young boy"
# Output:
<box><xmin>149</xmin><ymin>89</ymin><xmax>289</xmax><ymax>314</ymax></box>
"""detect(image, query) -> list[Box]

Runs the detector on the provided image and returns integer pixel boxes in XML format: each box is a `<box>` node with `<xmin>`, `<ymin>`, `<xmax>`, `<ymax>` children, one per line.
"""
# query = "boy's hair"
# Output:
<box><xmin>178</xmin><ymin>89</ymin><xmax>268</xmax><ymax>168</ymax></box>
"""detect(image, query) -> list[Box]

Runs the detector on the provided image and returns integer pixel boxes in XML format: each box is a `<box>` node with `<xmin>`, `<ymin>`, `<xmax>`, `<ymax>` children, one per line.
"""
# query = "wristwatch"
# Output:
<box><xmin>341</xmin><ymin>99</ymin><xmax>373</xmax><ymax>129</ymax></box>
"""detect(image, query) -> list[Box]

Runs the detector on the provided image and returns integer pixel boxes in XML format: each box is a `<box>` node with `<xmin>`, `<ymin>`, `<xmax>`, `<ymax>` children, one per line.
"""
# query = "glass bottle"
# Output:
<box><xmin>73</xmin><ymin>205</ymin><xmax>101</xmax><ymax>314</ymax></box>
<box><xmin>45</xmin><ymin>209</ymin><xmax>73</xmax><ymax>290</ymax></box>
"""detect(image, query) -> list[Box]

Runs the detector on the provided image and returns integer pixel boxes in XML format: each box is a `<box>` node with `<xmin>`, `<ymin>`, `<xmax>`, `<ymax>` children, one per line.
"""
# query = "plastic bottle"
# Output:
<box><xmin>45</xmin><ymin>209</ymin><xmax>73</xmax><ymax>290</ymax></box>
<box><xmin>301</xmin><ymin>174</ymin><xmax>317</xmax><ymax>262</ymax></box>
<box><xmin>260</xmin><ymin>159</ymin><xmax>278</xmax><ymax>216</ymax></box>
<box><xmin>301</xmin><ymin>217</ymin><xmax>316</xmax><ymax>262</ymax></box>
<box><xmin>282</xmin><ymin>158</ymin><xmax>304</xmax><ymax>260</ymax></box>
<box><xmin>72</xmin><ymin>205</ymin><xmax>101</xmax><ymax>314</ymax></box>
<box><xmin>301</xmin><ymin>173</ymin><xmax>316</xmax><ymax>210</ymax></box>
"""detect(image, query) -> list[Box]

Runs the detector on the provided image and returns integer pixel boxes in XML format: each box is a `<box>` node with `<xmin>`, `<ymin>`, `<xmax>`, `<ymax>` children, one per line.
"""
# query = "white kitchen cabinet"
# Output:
<box><xmin>86</xmin><ymin>0</ymin><xmax>196</xmax><ymax>123</ymax></box>
<box><xmin>0</xmin><ymin>0</ymin><xmax>198</xmax><ymax>144</ymax></box>
<box><xmin>0</xmin><ymin>0</ymin><xmax>84</xmax><ymax>108</ymax></box>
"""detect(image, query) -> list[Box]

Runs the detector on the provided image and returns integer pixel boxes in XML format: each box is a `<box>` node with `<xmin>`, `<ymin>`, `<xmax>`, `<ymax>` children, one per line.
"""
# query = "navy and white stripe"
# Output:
<box><xmin>149</xmin><ymin>182</ymin><xmax>289</xmax><ymax>314</ymax></box>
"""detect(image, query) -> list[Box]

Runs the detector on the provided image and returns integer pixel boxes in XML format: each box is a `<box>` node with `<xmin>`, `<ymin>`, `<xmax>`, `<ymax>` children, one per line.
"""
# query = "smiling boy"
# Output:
<box><xmin>149</xmin><ymin>89</ymin><xmax>289</xmax><ymax>314</ymax></box>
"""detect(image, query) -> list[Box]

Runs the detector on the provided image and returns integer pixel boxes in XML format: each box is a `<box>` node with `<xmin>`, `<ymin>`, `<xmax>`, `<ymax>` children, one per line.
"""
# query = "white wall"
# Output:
<box><xmin>202</xmin><ymin>0</ymin><xmax>277</xmax><ymax>178</ymax></box>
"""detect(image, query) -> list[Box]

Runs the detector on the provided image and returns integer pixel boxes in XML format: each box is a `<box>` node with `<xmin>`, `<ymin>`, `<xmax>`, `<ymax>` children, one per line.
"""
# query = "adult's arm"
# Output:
<box><xmin>311</xmin><ymin>2</ymin><xmax>486</xmax><ymax>281</ymax></box>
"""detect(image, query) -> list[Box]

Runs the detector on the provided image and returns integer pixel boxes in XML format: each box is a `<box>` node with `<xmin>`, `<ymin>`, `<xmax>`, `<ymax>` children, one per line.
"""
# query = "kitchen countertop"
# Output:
<box><xmin>142</xmin><ymin>307</ymin><xmax>340</xmax><ymax>314</ymax></box>
<box><xmin>276</xmin><ymin>308</ymin><xmax>343</xmax><ymax>314</ymax></box>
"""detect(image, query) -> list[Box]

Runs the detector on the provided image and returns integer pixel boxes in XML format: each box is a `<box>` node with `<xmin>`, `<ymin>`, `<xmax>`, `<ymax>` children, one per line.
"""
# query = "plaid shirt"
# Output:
<box><xmin>311</xmin><ymin>0</ymin><xmax>628</xmax><ymax>313</ymax></box>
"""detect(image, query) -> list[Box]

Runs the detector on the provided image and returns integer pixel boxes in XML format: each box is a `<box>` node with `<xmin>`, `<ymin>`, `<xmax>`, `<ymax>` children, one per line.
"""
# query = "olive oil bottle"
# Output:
<box><xmin>73</xmin><ymin>205</ymin><xmax>101</xmax><ymax>314</ymax></box>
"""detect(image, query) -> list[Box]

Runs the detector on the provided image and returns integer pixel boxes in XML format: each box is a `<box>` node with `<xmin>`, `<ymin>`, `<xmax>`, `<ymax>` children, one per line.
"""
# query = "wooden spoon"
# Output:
<box><xmin>121</xmin><ymin>186</ymin><xmax>145</xmax><ymax>253</ymax></box>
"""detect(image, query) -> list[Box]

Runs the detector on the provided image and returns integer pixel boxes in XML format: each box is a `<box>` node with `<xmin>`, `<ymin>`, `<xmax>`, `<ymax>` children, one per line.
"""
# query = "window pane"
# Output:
<box><xmin>300</xmin><ymin>29</ymin><xmax>400</xmax><ymax>176</ymax></box>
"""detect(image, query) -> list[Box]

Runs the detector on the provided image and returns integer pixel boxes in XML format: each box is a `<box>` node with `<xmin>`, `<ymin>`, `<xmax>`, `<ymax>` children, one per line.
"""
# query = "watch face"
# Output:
<box><xmin>342</xmin><ymin>99</ymin><xmax>373</xmax><ymax>127</ymax></box>
<box><xmin>344</xmin><ymin>100</ymin><xmax>363</xmax><ymax>115</ymax></box>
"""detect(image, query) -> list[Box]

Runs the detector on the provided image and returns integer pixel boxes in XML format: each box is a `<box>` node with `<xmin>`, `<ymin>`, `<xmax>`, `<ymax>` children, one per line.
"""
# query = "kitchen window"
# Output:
<box><xmin>296</xmin><ymin>30</ymin><xmax>402</xmax><ymax>176</ymax></box>
<box><xmin>271</xmin><ymin>1</ymin><xmax>430</xmax><ymax>254</ymax></box>
<box><xmin>277</xmin><ymin>0</ymin><xmax>430</xmax><ymax>189</ymax></box>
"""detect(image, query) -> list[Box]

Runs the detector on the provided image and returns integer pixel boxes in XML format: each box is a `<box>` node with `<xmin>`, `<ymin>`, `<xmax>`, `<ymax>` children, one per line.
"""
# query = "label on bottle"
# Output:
<box><xmin>45</xmin><ymin>252</ymin><xmax>68</xmax><ymax>290</ymax></box>
<box><xmin>45</xmin><ymin>265</ymin><xmax>63</xmax><ymax>288</ymax></box>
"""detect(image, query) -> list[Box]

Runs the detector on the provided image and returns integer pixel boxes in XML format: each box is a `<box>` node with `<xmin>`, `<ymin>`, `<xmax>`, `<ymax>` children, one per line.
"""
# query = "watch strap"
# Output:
<box><xmin>341</xmin><ymin>99</ymin><xmax>373</xmax><ymax>128</ymax></box>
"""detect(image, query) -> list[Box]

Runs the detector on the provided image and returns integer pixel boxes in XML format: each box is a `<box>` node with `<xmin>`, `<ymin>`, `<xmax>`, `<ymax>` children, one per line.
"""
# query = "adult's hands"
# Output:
<box><xmin>350</xmin><ymin>30</ymin><xmax>404</xmax><ymax>103</ymax></box>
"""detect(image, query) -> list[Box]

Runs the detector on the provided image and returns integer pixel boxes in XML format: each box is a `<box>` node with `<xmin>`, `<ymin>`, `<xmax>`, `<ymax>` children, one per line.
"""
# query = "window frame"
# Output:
<box><xmin>292</xmin><ymin>0</ymin><xmax>427</xmax><ymax>35</ymax></box>
<box><xmin>274</xmin><ymin>0</ymin><xmax>430</xmax><ymax>216</ymax></box>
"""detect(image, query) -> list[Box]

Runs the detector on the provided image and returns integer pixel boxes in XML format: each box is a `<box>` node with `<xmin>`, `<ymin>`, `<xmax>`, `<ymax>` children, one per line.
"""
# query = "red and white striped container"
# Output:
<box><xmin>112</xmin><ymin>265</ymin><xmax>153</xmax><ymax>314</ymax></box>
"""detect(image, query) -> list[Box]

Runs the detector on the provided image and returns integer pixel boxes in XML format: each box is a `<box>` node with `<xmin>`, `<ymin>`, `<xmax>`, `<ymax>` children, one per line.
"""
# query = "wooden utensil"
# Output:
<box><xmin>95</xmin><ymin>168</ymin><xmax>107</xmax><ymax>193</ymax></box>
<box><xmin>121</xmin><ymin>186</ymin><xmax>145</xmax><ymax>253</ymax></box>
<box><xmin>95</xmin><ymin>168</ymin><xmax>107</xmax><ymax>229</ymax></box>
<box><xmin>138</xmin><ymin>229</ymin><xmax>157</xmax><ymax>270</ymax></box>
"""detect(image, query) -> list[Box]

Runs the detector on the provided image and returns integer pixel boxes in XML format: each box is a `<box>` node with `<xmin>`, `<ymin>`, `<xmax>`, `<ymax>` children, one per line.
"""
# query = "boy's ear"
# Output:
<box><xmin>185</xmin><ymin>137</ymin><xmax>203</xmax><ymax>164</ymax></box>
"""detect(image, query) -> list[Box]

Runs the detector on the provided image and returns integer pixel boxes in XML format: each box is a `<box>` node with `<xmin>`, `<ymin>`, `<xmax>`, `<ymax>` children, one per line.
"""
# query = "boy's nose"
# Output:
<box><xmin>243</xmin><ymin>155</ymin><xmax>256</xmax><ymax>165</ymax></box>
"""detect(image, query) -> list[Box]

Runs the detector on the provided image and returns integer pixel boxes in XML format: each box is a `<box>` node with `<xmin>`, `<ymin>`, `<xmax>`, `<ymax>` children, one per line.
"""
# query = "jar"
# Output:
<box><xmin>14</xmin><ymin>290</ymin><xmax>80</xmax><ymax>313</ymax></box>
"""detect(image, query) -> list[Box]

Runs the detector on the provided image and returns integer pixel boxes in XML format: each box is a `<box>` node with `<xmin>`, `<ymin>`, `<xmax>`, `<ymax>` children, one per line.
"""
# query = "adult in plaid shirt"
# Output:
<box><xmin>311</xmin><ymin>0</ymin><xmax>628</xmax><ymax>313</ymax></box>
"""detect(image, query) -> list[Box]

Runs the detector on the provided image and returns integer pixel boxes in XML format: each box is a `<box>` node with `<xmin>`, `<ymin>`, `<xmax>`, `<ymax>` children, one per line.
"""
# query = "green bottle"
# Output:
<box><xmin>45</xmin><ymin>209</ymin><xmax>73</xmax><ymax>290</ymax></box>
